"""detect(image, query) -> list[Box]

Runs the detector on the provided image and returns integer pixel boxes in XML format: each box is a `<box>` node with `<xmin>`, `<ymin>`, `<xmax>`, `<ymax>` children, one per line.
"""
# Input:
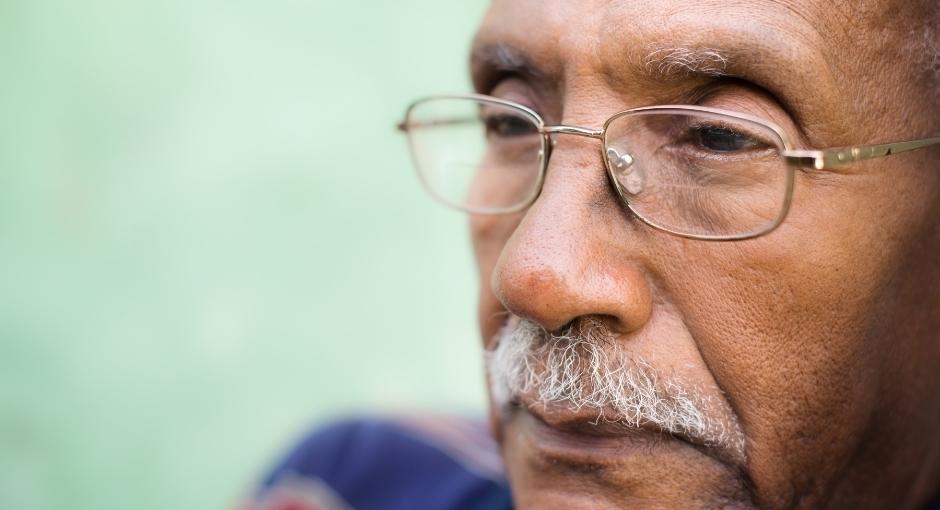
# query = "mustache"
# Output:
<box><xmin>485</xmin><ymin>315</ymin><xmax>746</xmax><ymax>460</ymax></box>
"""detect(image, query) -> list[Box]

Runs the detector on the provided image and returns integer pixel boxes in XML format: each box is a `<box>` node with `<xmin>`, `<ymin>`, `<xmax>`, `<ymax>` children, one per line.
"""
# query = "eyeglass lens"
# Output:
<box><xmin>405</xmin><ymin>97</ymin><xmax>789</xmax><ymax>238</ymax></box>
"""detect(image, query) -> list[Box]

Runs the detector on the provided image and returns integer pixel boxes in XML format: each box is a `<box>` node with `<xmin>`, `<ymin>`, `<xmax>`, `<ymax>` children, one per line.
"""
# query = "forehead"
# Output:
<box><xmin>476</xmin><ymin>0</ymin><xmax>882</xmax><ymax>65</ymax></box>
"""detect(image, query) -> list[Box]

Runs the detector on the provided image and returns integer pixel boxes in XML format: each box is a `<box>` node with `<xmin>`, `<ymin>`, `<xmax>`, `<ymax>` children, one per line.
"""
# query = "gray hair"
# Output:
<box><xmin>486</xmin><ymin>316</ymin><xmax>746</xmax><ymax>460</ymax></box>
<box><xmin>643</xmin><ymin>45</ymin><xmax>730</xmax><ymax>78</ymax></box>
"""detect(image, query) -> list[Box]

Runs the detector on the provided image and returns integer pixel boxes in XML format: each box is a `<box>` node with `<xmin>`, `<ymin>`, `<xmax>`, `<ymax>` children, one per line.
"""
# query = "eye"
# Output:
<box><xmin>483</xmin><ymin>113</ymin><xmax>538</xmax><ymax>138</ymax></box>
<box><xmin>695</xmin><ymin>126</ymin><xmax>759</xmax><ymax>152</ymax></box>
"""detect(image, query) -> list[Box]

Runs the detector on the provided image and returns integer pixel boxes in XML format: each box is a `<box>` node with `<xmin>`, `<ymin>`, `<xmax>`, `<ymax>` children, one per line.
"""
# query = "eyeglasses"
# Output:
<box><xmin>398</xmin><ymin>94</ymin><xmax>940</xmax><ymax>241</ymax></box>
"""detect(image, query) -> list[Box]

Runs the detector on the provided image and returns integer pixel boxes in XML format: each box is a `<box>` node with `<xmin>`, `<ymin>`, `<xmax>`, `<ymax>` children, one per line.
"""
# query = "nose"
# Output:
<box><xmin>490</xmin><ymin>135</ymin><xmax>653</xmax><ymax>334</ymax></box>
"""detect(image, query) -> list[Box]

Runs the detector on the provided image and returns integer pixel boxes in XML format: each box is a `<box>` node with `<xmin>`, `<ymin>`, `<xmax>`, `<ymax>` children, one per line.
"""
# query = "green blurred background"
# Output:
<box><xmin>0</xmin><ymin>1</ymin><xmax>490</xmax><ymax>508</ymax></box>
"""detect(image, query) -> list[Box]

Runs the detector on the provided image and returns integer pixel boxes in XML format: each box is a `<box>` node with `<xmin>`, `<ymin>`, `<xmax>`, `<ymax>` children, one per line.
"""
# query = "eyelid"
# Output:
<box><xmin>488</xmin><ymin>77</ymin><xmax>542</xmax><ymax>113</ymax></box>
<box><xmin>692</xmin><ymin>85</ymin><xmax>800</xmax><ymax>142</ymax></box>
<box><xmin>477</xmin><ymin>70</ymin><xmax>517</xmax><ymax>95</ymax></box>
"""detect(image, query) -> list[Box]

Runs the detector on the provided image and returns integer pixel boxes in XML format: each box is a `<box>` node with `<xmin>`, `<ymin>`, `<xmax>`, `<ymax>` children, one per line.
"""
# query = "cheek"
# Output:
<box><xmin>471</xmin><ymin>212</ymin><xmax>523</xmax><ymax>346</ymax></box>
<box><xmin>659</xmin><ymin>236</ymin><xmax>878</xmax><ymax>503</ymax></box>
<box><xmin>679</xmin><ymin>163</ymin><xmax>921</xmax><ymax>407</ymax></box>
<box><xmin>662</xmin><ymin>166</ymin><xmax>927</xmax><ymax>501</ymax></box>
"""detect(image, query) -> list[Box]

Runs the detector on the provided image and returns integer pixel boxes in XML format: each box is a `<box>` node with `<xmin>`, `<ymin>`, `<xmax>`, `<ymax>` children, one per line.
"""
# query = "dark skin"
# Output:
<box><xmin>469</xmin><ymin>1</ymin><xmax>940</xmax><ymax>508</ymax></box>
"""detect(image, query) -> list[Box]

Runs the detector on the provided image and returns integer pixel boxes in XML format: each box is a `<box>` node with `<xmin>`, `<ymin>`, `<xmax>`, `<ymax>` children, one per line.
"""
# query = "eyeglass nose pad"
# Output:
<box><xmin>606</xmin><ymin>147</ymin><xmax>643</xmax><ymax>195</ymax></box>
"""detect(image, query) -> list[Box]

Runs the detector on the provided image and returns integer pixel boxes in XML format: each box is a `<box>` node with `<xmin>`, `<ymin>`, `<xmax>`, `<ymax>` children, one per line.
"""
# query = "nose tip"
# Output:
<box><xmin>493</xmin><ymin>260</ymin><xmax>652</xmax><ymax>334</ymax></box>
<box><xmin>491</xmin><ymin>207</ymin><xmax>653</xmax><ymax>335</ymax></box>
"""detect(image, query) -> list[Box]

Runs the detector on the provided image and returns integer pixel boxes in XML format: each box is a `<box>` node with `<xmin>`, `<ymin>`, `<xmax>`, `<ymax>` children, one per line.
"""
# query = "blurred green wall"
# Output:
<box><xmin>0</xmin><ymin>1</ymin><xmax>490</xmax><ymax>508</ymax></box>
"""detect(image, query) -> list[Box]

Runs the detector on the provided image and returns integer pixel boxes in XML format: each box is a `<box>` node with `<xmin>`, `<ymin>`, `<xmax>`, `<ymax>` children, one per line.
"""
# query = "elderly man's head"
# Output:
<box><xmin>406</xmin><ymin>0</ymin><xmax>940</xmax><ymax>507</ymax></box>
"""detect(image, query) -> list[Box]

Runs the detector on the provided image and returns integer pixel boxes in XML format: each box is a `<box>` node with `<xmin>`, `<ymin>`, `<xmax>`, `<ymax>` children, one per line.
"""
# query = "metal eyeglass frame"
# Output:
<box><xmin>398</xmin><ymin>94</ymin><xmax>940</xmax><ymax>241</ymax></box>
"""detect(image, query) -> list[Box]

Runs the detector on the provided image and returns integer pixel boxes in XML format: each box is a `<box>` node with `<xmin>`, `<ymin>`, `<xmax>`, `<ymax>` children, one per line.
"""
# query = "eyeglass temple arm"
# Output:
<box><xmin>397</xmin><ymin>118</ymin><xmax>479</xmax><ymax>132</ymax></box>
<box><xmin>784</xmin><ymin>137</ymin><xmax>940</xmax><ymax>170</ymax></box>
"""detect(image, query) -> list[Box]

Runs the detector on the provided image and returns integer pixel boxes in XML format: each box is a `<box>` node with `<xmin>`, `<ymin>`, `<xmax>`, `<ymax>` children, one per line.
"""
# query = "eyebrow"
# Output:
<box><xmin>470</xmin><ymin>41</ymin><xmax>741</xmax><ymax>96</ymax></box>
<box><xmin>470</xmin><ymin>42</ymin><xmax>550</xmax><ymax>93</ymax></box>
<box><xmin>642</xmin><ymin>45</ymin><xmax>732</xmax><ymax>80</ymax></box>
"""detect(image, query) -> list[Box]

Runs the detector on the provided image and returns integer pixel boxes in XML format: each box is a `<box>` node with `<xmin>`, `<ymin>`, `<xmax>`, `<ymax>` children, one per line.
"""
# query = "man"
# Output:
<box><xmin>250</xmin><ymin>0</ymin><xmax>940</xmax><ymax>508</ymax></box>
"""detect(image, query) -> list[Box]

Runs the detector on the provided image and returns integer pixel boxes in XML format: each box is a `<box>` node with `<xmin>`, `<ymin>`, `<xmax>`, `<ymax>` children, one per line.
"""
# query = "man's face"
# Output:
<box><xmin>469</xmin><ymin>1</ymin><xmax>940</xmax><ymax>508</ymax></box>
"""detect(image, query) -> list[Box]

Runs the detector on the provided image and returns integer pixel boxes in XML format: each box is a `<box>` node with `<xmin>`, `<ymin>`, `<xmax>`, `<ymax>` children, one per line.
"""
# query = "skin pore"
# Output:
<box><xmin>469</xmin><ymin>1</ymin><xmax>940</xmax><ymax>509</ymax></box>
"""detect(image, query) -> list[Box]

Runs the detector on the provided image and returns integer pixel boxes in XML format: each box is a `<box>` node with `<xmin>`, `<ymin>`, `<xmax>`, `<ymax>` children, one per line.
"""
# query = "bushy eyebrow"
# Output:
<box><xmin>642</xmin><ymin>45</ymin><xmax>732</xmax><ymax>80</ymax></box>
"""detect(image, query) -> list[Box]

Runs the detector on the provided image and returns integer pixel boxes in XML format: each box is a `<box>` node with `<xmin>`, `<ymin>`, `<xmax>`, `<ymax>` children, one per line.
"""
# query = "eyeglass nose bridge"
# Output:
<box><xmin>539</xmin><ymin>124</ymin><xmax>644</xmax><ymax>196</ymax></box>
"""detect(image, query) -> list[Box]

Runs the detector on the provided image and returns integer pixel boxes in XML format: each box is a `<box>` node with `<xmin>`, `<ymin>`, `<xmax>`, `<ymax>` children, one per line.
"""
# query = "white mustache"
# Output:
<box><xmin>485</xmin><ymin>316</ymin><xmax>745</xmax><ymax>458</ymax></box>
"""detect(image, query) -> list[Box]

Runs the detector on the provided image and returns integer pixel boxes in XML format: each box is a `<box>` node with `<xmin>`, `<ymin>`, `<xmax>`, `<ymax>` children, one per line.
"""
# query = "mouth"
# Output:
<box><xmin>511</xmin><ymin>399</ymin><xmax>746</xmax><ymax>469</ymax></box>
<box><xmin>504</xmin><ymin>403</ymin><xmax>757</xmax><ymax>509</ymax></box>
